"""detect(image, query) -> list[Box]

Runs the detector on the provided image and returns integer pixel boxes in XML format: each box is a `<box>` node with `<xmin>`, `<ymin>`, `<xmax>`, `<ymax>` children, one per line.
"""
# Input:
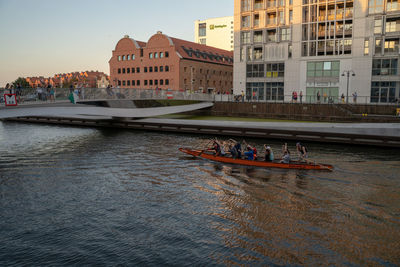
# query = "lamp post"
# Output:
<box><xmin>341</xmin><ymin>70</ymin><xmax>355</xmax><ymax>104</ymax></box>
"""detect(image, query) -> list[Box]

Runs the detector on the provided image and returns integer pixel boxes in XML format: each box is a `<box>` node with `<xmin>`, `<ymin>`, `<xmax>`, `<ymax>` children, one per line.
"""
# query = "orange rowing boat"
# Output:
<box><xmin>179</xmin><ymin>148</ymin><xmax>333</xmax><ymax>171</ymax></box>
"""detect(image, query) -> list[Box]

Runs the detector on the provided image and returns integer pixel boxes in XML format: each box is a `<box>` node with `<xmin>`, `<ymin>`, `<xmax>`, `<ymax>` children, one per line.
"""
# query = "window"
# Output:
<box><xmin>199</xmin><ymin>38</ymin><xmax>206</xmax><ymax>45</ymax></box>
<box><xmin>118</xmin><ymin>68</ymin><xmax>121</xmax><ymax>74</ymax></box>
<box><xmin>132</xmin><ymin>80</ymin><xmax>135</xmax><ymax>86</ymax></box>
<box><xmin>160</xmin><ymin>66</ymin><xmax>164</xmax><ymax>72</ymax></box>
<box><xmin>384</xmin><ymin>38</ymin><xmax>399</xmax><ymax>53</ymax></box>
<box><xmin>165</xmin><ymin>66</ymin><xmax>169</xmax><ymax>72</ymax></box>
<box><xmin>254</xmin><ymin>0</ymin><xmax>263</xmax><ymax>10</ymax></box>
<box><xmin>137</xmin><ymin>80</ymin><xmax>140</xmax><ymax>86</ymax></box>
<box><xmin>265</xmin><ymin>82</ymin><xmax>284</xmax><ymax>101</ymax></box>
<box><xmin>307</xmin><ymin>61</ymin><xmax>340</xmax><ymax>77</ymax></box>
<box><xmin>241</xmin><ymin>0</ymin><xmax>251</xmax><ymax>11</ymax></box>
<box><xmin>374</xmin><ymin>18</ymin><xmax>382</xmax><ymax>34</ymax></box>
<box><xmin>364</xmin><ymin>39</ymin><xmax>369</xmax><ymax>55</ymax></box>
<box><xmin>165</xmin><ymin>79</ymin><xmax>169</xmax><ymax>85</ymax></box>
<box><xmin>369</xmin><ymin>0</ymin><xmax>384</xmax><ymax>14</ymax></box>
<box><xmin>254</xmin><ymin>31</ymin><xmax>263</xmax><ymax>43</ymax></box>
<box><xmin>118</xmin><ymin>80</ymin><xmax>121</xmax><ymax>86</ymax></box>
<box><xmin>267</xmin><ymin>29</ymin><xmax>277</xmax><ymax>42</ymax></box>
<box><xmin>247</xmin><ymin>64</ymin><xmax>264</xmax><ymax>78</ymax></box>
<box><xmin>165</xmin><ymin>52</ymin><xmax>169</xmax><ymax>57</ymax></box>
<box><xmin>127</xmin><ymin>80</ymin><xmax>130</xmax><ymax>86</ymax></box>
<box><xmin>280</xmin><ymin>28</ymin><xmax>291</xmax><ymax>41</ymax></box>
<box><xmin>375</xmin><ymin>38</ymin><xmax>382</xmax><ymax>54</ymax></box>
<box><xmin>122</xmin><ymin>68</ymin><xmax>126</xmax><ymax>74</ymax></box>
<box><xmin>242</xmin><ymin>16</ymin><xmax>250</xmax><ymax>28</ymax></box>
<box><xmin>254</xmin><ymin>14</ymin><xmax>260</xmax><ymax>27</ymax></box>
<box><xmin>144</xmin><ymin>67</ymin><xmax>148</xmax><ymax>73</ymax></box>
<box><xmin>266</xmin><ymin>63</ymin><xmax>285</xmax><ymax>78</ymax></box>
<box><xmin>149</xmin><ymin>80</ymin><xmax>153</xmax><ymax>86</ymax></box>
<box><xmin>199</xmin><ymin>23</ymin><xmax>207</xmax><ymax>37</ymax></box>
<box><xmin>160</xmin><ymin>79</ymin><xmax>164</xmax><ymax>85</ymax></box>
<box><xmin>371</xmin><ymin>81</ymin><xmax>397</xmax><ymax>103</ymax></box>
<box><xmin>144</xmin><ymin>80</ymin><xmax>148</xmax><ymax>86</ymax></box>
<box><xmin>372</xmin><ymin>58</ymin><xmax>398</xmax><ymax>75</ymax></box>
<box><xmin>279</xmin><ymin>11</ymin><xmax>284</xmax><ymax>25</ymax></box>
<box><xmin>149</xmin><ymin>53</ymin><xmax>153</xmax><ymax>59</ymax></box>
<box><xmin>127</xmin><ymin>55</ymin><xmax>130</xmax><ymax>60</ymax></box>
<box><xmin>122</xmin><ymin>80</ymin><xmax>126</xmax><ymax>86</ymax></box>
<box><xmin>132</xmin><ymin>68</ymin><xmax>135</xmax><ymax>73</ymax></box>
<box><xmin>289</xmin><ymin>10</ymin><xmax>293</xmax><ymax>23</ymax></box>
<box><xmin>118</xmin><ymin>56</ymin><xmax>121</xmax><ymax>61</ymax></box>
<box><xmin>160</xmin><ymin>52</ymin><xmax>164</xmax><ymax>58</ymax></box>
<box><xmin>387</xmin><ymin>0</ymin><xmax>399</xmax><ymax>11</ymax></box>
<box><xmin>136</xmin><ymin>67</ymin><xmax>140</xmax><ymax>73</ymax></box>
<box><xmin>122</xmin><ymin>55</ymin><xmax>126</xmax><ymax>61</ymax></box>
<box><xmin>247</xmin><ymin>46</ymin><xmax>253</xmax><ymax>60</ymax></box>
<box><xmin>149</xmin><ymin>67</ymin><xmax>153</xmax><ymax>72</ymax></box>
<box><xmin>241</xmin><ymin>31</ymin><xmax>251</xmax><ymax>44</ymax></box>
<box><xmin>155</xmin><ymin>80</ymin><xmax>158</xmax><ymax>85</ymax></box>
<box><xmin>127</xmin><ymin>68</ymin><xmax>130</xmax><ymax>74</ymax></box>
<box><xmin>254</xmin><ymin>47</ymin><xmax>263</xmax><ymax>60</ymax></box>
<box><xmin>155</xmin><ymin>66</ymin><xmax>158</xmax><ymax>72</ymax></box>
<box><xmin>155</xmin><ymin>52</ymin><xmax>158</xmax><ymax>59</ymax></box>
<box><xmin>267</xmin><ymin>12</ymin><xmax>277</xmax><ymax>25</ymax></box>
<box><xmin>386</xmin><ymin>17</ymin><xmax>400</xmax><ymax>33</ymax></box>
<box><xmin>132</xmin><ymin>54</ymin><xmax>135</xmax><ymax>60</ymax></box>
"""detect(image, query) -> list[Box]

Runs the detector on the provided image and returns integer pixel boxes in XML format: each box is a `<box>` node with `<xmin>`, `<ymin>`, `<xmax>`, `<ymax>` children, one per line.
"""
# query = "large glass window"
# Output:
<box><xmin>254</xmin><ymin>47</ymin><xmax>263</xmax><ymax>60</ymax></box>
<box><xmin>307</xmin><ymin>61</ymin><xmax>340</xmax><ymax>77</ymax></box>
<box><xmin>254</xmin><ymin>14</ymin><xmax>260</xmax><ymax>27</ymax></box>
<box><xmin>371</xmin><ymin>81</ymin><xmax>397</xmax><ymax>102</ymax></box>
<box><xmin>246</xmin><ymin>64</ymin><xmax>265</xmax><ymax>78</ymax></box>
<box><xmin>280</xmin><ymin>28</ymin><xmax>291</xmax><ymax>41</ymax></box>
<box><xmin>372</xmin><ymin>58</ymin><xmax>398</xmax><ymax>75</ymax></box>
<box><xmin>265</xmin><ymin>82</ymin><xmax>284</xmax><ymax>101</ymax></box>
<box><xmin>374</xmin><ymin>18</ymin><xmax>382</xmax><ymax>34</ymax></box>
<box><xmin>254</xmin><ymin>0</ymin><xmax>263</xmax><ymax>10</ymax></box>
<box><xmin>253</xmin><ymin>31</ymin><xmax>263</xmax><ymax>43</ymax></box>
<box><xmin>384</xmin><ymin>38</ymin><xmax>399</xmax><ymax>53</ymax></box>
<box><xmin>266</xmin><ymin>63</ymin><xmax>285</xmax><ymax>78</ymax></box>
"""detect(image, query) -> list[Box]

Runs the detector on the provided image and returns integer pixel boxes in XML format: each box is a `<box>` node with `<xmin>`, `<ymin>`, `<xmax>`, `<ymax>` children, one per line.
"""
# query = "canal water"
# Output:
<box><xmin>0</xmin><ymin>121</ymin><xmax>399</xmax><ymax>266</ymax></box>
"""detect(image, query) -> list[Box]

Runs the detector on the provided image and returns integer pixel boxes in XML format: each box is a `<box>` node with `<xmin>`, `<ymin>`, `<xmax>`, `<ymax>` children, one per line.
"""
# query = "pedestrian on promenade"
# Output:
<box><xmin>5</xmin><ymin>83</ymin><xmax>10</xmax><ymax>94</ymax></box>
<box><xmin>16</xmin><ymin>83</ymin><xmax>23</xmax><ymax>103</ymax></box>
<box><xmin>49</xmin><ymin>87</ymin><xmax>55</xmax><ymax>102</ymax></box>
<box><xmin>341</xmin><ymin>93</ymin><xmax>345</xmax><ymax>103</ymax></box>
<box><xmin>317</xmin><ymin>91</ymin><xmax>321</xmax><ymax>103</ymax></box>
<box><xmin>241</xmin><ymin>90</ymin><xmax>245</xmax><ymax>102</ymax></box>
<box><xmin>292</xmin><ymin>91</ymin><xmax>298</xmax><ymax>103</ymax></box>
<box><xmin>300</xmin><ymin>91</ymin><xmax>303</xmax><ymax>103</ymax></box>
<box><xmin>352</xmin><ymin>92</ymin><xmax>357</xmax><ymax>103</ymax></box>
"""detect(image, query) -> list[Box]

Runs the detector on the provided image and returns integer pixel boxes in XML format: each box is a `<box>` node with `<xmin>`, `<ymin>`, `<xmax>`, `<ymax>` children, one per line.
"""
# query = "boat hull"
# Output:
<box><xmin>179</xmin><ymin>148</ymin><xmax>333</xmax><ymax>171</ymax></box>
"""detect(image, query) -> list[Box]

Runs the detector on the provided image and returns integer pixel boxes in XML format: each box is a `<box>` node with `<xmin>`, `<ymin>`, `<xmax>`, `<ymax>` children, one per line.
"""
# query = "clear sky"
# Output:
<box><xmin>0</xmin><ymin>0</ymin><xmax>234</xmax><ymax>87</ymax></box>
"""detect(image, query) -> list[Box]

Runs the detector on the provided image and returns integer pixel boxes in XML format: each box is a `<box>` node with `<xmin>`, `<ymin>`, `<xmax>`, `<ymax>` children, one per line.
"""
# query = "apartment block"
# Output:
<box><xmin>234</xmin><ymin>0</ymin><xmax>400</xmax><ymax>103</ymax></box>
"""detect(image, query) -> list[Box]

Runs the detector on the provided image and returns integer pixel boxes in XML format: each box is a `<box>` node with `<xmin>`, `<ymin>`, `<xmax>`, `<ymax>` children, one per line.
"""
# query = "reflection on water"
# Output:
<box><xmin>0</xmin><ymin>121</ymin><xmax>399</xmax><ymax>266</ymax></box>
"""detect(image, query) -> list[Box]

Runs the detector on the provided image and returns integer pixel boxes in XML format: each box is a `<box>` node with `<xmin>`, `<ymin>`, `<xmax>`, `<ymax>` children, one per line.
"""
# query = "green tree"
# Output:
<box><xmin>12</xmin><ymin>77</ymin><xmax>31</xmax><ymax>88</ymax></box>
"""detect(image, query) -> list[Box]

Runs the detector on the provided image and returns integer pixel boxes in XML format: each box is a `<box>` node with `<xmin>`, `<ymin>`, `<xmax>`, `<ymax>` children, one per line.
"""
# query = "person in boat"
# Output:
<box><xmin>280</xmin><ymin>143</ymin><xmax>291</xmax><ymax>164</ymax></box>
<box><xmin>296</xmin><ymin>142</ymin><xmax>308</xmax><ymax>161</ymax></box>
<box><xmin>264</xmin><ymin>145</ymin><xmax>274</xmax><ymax>162</ymax></box>
<box><xmin>244</xmin><ymin>146</ymin><xmax>255</xmax><ymax>160</ymax></box>
<box><xmin>209</xmin><ymin>140</ymin><xmax>221</xmax><ymax>156</ymax></box>
<box><xmin>229</xmin><ymin>139</ymin><xmax>242</xmax><ymax>159</ymax></box>
<box><xmin>244</xmin><ymin>141</ymin><xmax>258</xmax><ymax>160</ymax></box>
<box><xmin>219</xmin><ymin>140</ymin><xmax>227</xmax><ymax>157</ymax></box>
<box><xmin>228</xmin><ymin>144</ymin><xmax>238</xmax><ymax>159</ymax></box>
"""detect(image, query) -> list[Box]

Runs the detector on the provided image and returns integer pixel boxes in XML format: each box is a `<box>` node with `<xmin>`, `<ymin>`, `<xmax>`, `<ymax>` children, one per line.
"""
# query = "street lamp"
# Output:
<box><xmin>341</xmin><ymin>70</ymin><xmax>355</xmax><ymax>104</ymax></box>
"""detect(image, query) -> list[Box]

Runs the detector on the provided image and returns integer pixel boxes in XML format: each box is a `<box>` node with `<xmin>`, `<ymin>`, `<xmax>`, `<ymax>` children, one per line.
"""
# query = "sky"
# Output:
<box><xmin>0</xmin><ymin>0</ymin><xmax>234</xmax><ymax>87</ymax></box>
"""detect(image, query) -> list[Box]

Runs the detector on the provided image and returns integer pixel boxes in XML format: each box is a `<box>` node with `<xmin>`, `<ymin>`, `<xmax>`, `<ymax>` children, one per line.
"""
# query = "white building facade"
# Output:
<box><xmin>195</xmin><ymin>16</ymin><xmax>234</xmax><ymax>51</ymax></box>
<box><xmin>234</xmin><ymin>0</ymin><xmax>400</xmax><ymax>103</ymax></box>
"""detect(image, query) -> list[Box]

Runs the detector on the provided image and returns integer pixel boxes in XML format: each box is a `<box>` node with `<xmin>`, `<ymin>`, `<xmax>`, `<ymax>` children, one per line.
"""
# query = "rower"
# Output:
<box><xmin>264</xmin><ymin>145</ymin><xmax>274</xmax><ymax>162</ymax></box>
<box><xmin>243</xmin><ymin>141</ymin><xmax>257</xmax><ymax>160</ymax></box>
<box><xmin>296</xmin><ymin>142</ymin><xmax>308</xmax><ymax>161</ymax></box>
<box><xmin>229</xmin><ymin>139</ymin><xmax>242</xmax><ymax>159</ymax></box>
<box><xmin>280</xmin><ymin>143</ymin><xmax>291</xmax><ymax>164</ymax></box>
<box><xmin>244</xmin><ymin>146</ymin><xmax>255</xmax><ymax>160</ymax></box>
<box><xmin>228</xmin><ymin>144</ymin><xmax>238</xmax><ymax>159</ymax></box>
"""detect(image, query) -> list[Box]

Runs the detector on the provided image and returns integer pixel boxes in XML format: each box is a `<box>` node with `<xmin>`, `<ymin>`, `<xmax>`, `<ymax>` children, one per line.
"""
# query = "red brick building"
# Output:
<box><xmin>109</xmin><ymin>32</ymin><xmax>233</xmax><ymax>93</ymax></box>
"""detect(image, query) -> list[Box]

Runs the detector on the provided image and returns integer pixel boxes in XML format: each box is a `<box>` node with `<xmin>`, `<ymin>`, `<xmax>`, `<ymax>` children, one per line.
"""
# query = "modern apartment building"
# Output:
<box><xmin>195</xmin><ymin>16</ymin><xmax>235</xmax><ymax>51</ymax></box>
<box><xmin>234</xmin><ymin>0</ymin><xmax>400</xmax><ymax>103</ymax></box>
<box><xmin>109</xmin><ymin>32</ymin><xmax>233</xmax><ymax>93</ymax></box>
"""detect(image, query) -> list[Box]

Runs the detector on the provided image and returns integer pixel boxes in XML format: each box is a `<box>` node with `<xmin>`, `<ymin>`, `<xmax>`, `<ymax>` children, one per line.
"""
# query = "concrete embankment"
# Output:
<box><xmin>3</xmin><ymin>116</ymin><xmax>400</xmax><ymax>148</ymax></box>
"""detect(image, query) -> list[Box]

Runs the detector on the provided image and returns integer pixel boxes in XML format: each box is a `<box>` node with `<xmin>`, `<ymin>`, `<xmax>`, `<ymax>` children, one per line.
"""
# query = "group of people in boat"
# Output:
<box><xmin>208</xmin><ymin>139</ymin><xmax>308</xmax><ymax>163</ymax></box>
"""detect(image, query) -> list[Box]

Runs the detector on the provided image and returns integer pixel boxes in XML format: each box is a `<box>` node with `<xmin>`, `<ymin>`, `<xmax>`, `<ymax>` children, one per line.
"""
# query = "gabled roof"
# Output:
<box><xmin>170</xmin><ymin>37</ymin><xmax>233</xmax><ymax>66</ymax></box>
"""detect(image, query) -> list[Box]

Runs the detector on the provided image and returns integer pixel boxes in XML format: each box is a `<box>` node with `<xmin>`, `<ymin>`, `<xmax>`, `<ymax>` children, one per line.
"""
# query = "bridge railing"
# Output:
<box><xmin>1</xmin><ymin>87</ymin><xmax>399</xmax><ymax>105</ymax></box>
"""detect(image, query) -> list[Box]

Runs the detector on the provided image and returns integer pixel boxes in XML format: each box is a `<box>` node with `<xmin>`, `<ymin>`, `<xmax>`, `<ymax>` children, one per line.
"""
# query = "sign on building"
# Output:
<box><xmin>4</xmin><ymin>94</ymin><xmax>18</xmax><ymax>106</ymax></box>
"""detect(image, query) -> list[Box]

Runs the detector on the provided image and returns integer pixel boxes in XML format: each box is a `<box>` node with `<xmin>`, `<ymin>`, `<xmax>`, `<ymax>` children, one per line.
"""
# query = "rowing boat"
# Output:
<box><xmin>179</xmin><ymin>148</ymin><xmax>333</xmax><ymax>171</ymax></box>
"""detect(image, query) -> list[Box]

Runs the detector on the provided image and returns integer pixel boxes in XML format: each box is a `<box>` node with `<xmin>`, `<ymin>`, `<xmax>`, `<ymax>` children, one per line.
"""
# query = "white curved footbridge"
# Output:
<box><xmin>0</xmin><ymin>102</ymin><xmax>214</xmax><ymax>120</ymax></box>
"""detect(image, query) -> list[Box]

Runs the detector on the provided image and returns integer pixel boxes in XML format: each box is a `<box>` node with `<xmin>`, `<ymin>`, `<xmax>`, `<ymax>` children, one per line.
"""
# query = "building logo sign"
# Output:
<box><xmin>209</xmin><ymin>24</ymin><xmax>227</xmax><ymax>30</ymax></box>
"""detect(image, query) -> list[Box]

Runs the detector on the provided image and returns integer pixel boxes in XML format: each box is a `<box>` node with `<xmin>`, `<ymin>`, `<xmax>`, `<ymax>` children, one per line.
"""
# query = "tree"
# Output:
<box><xmin>12</xmin><ymin>77</ymin><xmax>31</xmax><ymax>88</ymax></box>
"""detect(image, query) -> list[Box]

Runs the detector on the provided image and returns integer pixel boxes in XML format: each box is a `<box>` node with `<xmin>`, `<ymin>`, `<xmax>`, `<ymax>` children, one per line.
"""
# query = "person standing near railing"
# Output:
<box><xmin>352</xmin><ymin>91</ymin><xmax>357</xmax><ymax>103</ymax></box>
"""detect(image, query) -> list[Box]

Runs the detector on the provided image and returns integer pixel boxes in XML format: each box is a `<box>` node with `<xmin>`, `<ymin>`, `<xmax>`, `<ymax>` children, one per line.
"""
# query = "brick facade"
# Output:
<box><xmin>109</xmin><ymin>32</ymin><xmax>233</xmax><ymax>93</ymax></box>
